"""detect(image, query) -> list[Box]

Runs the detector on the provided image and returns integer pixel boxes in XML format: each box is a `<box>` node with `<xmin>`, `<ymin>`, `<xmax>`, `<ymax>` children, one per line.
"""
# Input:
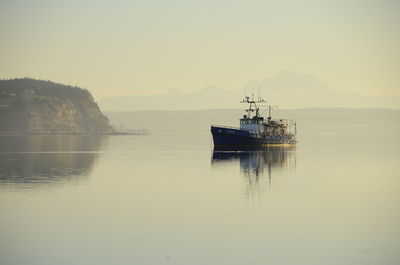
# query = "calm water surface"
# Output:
<box><xmin>0</xmin><ymin>119</ymin><xmax>399</xmax><ymax>265</ymax></box>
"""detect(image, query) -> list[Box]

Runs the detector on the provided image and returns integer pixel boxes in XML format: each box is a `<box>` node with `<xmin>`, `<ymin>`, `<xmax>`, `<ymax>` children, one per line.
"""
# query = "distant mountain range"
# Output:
<box><xmin>99</xmin><ymin>71</ymin><xmax>400</xmax><ymax>111</ymax></box>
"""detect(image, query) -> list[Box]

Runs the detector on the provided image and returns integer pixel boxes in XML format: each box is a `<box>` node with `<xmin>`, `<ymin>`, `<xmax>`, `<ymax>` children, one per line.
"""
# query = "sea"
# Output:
<box><xmin>0</xmin><ymin>109</ymin><xmax>399</xmax><ymax>265</ymax></box>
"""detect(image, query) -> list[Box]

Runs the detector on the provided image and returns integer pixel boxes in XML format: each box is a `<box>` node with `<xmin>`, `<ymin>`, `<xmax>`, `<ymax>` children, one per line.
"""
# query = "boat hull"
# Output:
<box><xmin>211</xmin><ymin>126</ymin><xmax>296</xmax><ymax>149</ymax></box>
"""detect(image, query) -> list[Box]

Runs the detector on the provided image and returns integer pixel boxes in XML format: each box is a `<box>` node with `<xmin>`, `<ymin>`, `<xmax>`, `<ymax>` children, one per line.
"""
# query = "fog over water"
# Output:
<box><xmin>2</xmin><ymin>0</ymin><xmax>399</xmax><ymax>264</ymax></box>
<box><xmin>0</xmin><ymin>109</ymin><xmax>399</xmax><ymax>265</ymax></box>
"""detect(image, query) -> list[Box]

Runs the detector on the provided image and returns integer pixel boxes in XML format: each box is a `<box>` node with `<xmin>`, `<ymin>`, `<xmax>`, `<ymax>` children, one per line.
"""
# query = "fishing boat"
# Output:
<box><xmin>211</xmin><ymin>96</ymin><xmax>297</xmax><ymax>149</ymax></box>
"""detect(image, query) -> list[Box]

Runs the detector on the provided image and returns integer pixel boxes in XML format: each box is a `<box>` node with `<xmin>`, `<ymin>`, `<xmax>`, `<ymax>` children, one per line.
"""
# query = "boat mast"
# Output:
<box><xmin>241</xmin><ymin>93</ymin><xmax>265</xmax><ymax>118</ymax></box>
<box><xmin>268</xmin><ymin>105</ymin><xmax>271</xmax><ymax>119</ymax></box>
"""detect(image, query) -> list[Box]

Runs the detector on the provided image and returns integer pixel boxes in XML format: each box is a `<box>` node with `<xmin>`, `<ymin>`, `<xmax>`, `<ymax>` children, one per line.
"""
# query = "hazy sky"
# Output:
<box><xmin>1</xmin><ymin>0</ymin><xmax>399</xmax><ymax>100</ymax></box>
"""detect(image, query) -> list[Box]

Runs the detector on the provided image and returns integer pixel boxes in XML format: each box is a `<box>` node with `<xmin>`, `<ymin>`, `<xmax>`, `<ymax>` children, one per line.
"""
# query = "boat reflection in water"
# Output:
<box><xmin>0</xmin><ymin>135</ymin><xmax>106</xmax><ymax>189</ymax></box>
<box><xmin>212</xmin><ymin>146</ymin><xmax>296</xmax><ymax>199</ymax></box>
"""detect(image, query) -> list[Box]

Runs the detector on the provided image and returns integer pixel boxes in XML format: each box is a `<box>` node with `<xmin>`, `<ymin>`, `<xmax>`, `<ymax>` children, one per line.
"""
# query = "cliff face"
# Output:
<box><xmin>0</xmin><ymin>78</ymin><xmax>115</xmax><ymax>134</ymax></box>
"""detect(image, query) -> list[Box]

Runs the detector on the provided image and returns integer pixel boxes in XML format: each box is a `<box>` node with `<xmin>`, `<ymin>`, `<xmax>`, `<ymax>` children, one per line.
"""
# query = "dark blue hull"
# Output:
<box><xmin>211</xmin><ymin>126</ymin><xmax>296</xmax><ymax>148</ymax></box>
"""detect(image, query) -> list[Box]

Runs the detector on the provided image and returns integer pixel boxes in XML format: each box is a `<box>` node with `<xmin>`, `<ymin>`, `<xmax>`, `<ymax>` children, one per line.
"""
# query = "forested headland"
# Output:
<box><xmin>0</xmin><ymin>78</ymin><xmax>115</xmax><ymax>134</ymax></box>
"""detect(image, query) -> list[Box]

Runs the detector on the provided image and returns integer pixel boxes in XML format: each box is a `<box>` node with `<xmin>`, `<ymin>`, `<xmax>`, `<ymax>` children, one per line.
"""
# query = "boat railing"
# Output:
<box><xmin>212</xmin><ymin>125</ymin><xmax>241</xmax><ymax>130</ymax></box>
<box><xmin>212</xmin><ymin>125</ymin><xmax>259</xmax><ymax>136</ymax></box>
<box><xmin>269</xmin><ymin>118</ymin><xmax>296</xmax><ymax>124</ymax></box>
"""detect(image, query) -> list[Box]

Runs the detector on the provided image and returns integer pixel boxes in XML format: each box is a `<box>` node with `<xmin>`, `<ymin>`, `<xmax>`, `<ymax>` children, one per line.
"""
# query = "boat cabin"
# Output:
<box><xmin>238</xmin><ymin>96</ymin><xmax>296</xmax><ymax>138</ymax></box>
<box><xmin>240</xmin><ymin>115</ymin><xmax>265</xmax><ymax>133</ymax></box>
